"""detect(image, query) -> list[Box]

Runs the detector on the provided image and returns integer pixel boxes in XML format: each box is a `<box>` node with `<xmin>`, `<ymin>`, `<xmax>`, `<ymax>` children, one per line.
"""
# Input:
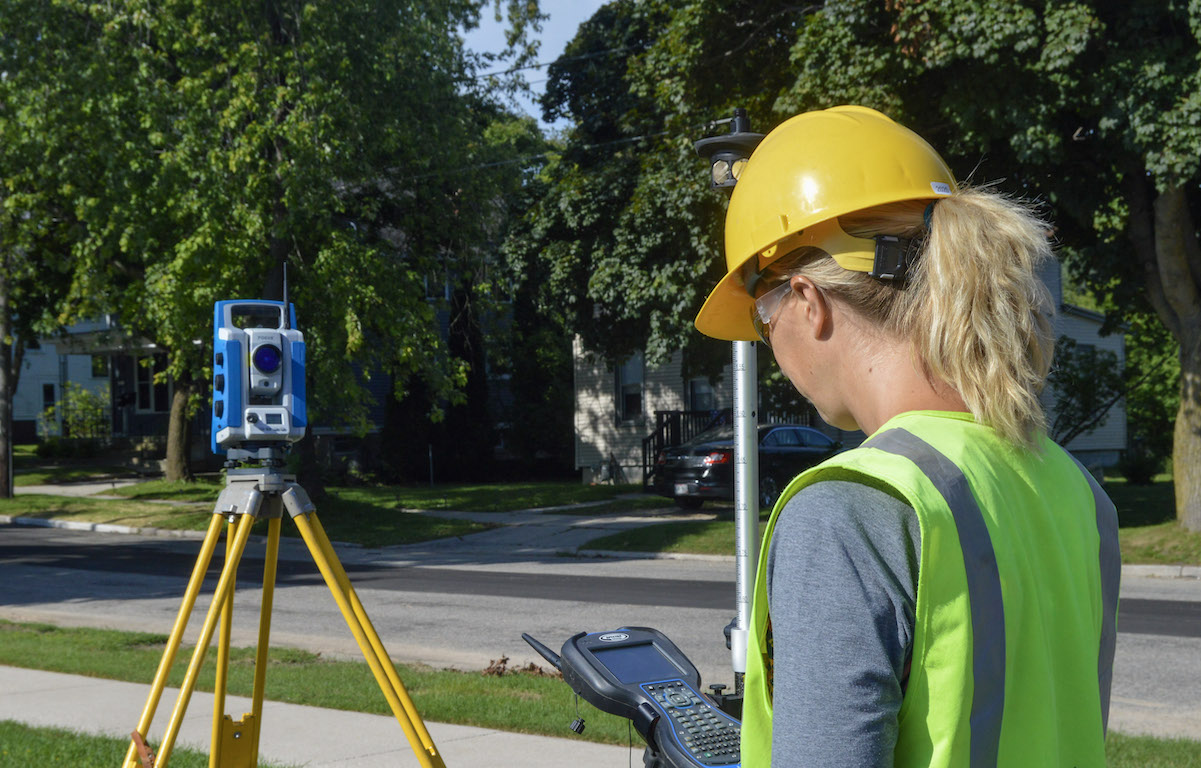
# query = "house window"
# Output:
<box><xmin>91</xmin><ymin>355</ymin><xmax>108</xmax><ymax>378</ymax></box>
<box><xmin>615</xmin><ymin>352</ymin><xmax>644</xmax><ymax>421</ymax></box>
<box><xmin>136</xmin><ymin>354</ymin><xmax>170</xmax><ymax>413</ymax></box>
<box><xmin>688</xmin><ymin>378</ymin><xmax>715</xmax><ymax>412</ymax></box>
<box><xmin>42</xmin><ymin>383</ymin><xmax>55</xmax><ymax>412</ymax></box>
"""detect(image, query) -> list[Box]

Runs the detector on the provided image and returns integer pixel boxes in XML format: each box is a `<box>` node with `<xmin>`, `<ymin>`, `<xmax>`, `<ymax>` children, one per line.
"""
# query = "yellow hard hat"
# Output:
<box><xmin>694</xmin><ymin>105</ymin><xmax>957</xmax><ymax>341</ymax></box>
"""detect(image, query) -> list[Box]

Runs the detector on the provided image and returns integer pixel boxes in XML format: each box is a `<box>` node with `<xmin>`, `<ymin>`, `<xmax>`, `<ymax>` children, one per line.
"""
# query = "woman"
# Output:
<box><xmin>694</xmin><ymin>106</ymin><xmax>1120</xmax><ymax>767</ymax></box>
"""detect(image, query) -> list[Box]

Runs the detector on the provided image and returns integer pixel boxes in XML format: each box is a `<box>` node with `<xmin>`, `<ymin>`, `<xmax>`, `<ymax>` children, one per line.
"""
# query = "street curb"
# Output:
<box><xmin>569</xmin><ymin>547</ymin><xmax>736</xmax><ymax>563</ymax></box>
<box><xmin>0</xmin><ymin>514</ymin><xmax>208</xmax><ymax>540</ymax></box>
<box><xmin>1121</xmin><ymin>563</ymin><xmax>1201</xmax><ymax>580</ymax></box>
<box><xmin>0</xmin><ymin>514</ymin><xmax>364</xmax><ymax>552</ymax></box>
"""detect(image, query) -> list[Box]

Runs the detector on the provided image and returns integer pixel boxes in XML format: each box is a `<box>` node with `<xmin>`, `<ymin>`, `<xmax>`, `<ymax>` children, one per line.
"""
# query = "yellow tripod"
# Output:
<box><xmin>121</xmin><ymin>465</ymin><xmax>445</xmax><ymax>768</ymax></box>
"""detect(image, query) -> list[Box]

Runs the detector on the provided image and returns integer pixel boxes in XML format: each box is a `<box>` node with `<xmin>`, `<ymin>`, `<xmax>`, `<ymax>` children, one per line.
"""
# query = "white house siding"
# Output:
<box><xmin>1047</xmin><ymin>305</ymin><xmax>1127</xmax><ymax>466</ymax></box>
<box><xmin>13</xmin><ymin>346</ymin><xmax>109</xmax><ymax>439</ymax></box>
<box><xmin>574</xmin><ymin>336</ymin><xmax>735</xmax><ymax>482</ymax></box>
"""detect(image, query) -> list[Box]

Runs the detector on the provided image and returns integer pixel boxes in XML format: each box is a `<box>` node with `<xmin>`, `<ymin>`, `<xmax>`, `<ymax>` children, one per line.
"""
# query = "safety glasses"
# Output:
<box><xmin>751</xmin><ymin>280</ymin><xmax>793</xmax><ymax>348</ymax></box>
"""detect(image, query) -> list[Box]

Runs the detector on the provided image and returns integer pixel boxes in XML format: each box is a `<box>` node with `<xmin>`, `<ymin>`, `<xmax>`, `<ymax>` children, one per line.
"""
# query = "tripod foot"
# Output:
<box><xmin>130</xmin><ymin>730</ymin><xmax>157</xmax><ymax>768</ymax></box>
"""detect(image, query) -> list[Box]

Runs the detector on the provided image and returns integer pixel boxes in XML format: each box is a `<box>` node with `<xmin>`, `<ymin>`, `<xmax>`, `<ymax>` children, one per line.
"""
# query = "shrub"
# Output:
<box><xmin>1118</xmin><ymin>444</ymin><xmax>1163</xmax><ymax>485</ymax></box>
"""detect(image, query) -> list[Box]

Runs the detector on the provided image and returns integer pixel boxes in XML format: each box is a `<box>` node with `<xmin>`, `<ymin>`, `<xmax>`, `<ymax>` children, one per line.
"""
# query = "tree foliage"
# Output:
<box><xmin>521</xmin><ymin>0</ymin><xmax>1201</xmax><ymax>527</ymax></box>
<box><xmin>0</xmin><ymin>0</ymin><xmax>88</xmax><ymax>495</ymax></box>
<box><xmin>2</xmin><ymin>0</ymin><xmax>544</xmax><ymax>481</ymax></box>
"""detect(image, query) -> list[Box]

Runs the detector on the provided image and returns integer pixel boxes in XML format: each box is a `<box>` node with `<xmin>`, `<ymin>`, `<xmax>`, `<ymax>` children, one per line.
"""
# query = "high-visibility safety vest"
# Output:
<box><xmin>741</xmin><ymin>411</ymin><xmax>1120</xmax><ymax>767</ymax></box>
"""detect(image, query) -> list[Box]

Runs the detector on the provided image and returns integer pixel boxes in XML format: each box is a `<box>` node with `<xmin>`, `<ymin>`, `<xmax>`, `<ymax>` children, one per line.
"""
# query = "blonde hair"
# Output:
<box><xmin>774</xmin><ymin>186</ymin><xmax>1056</xmax><ymax>449</ymax></box>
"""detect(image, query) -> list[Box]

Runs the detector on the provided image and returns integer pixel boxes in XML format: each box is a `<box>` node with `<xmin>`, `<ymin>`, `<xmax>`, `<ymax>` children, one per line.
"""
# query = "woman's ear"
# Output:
<box><xmin>788</xmin><ymin>275</ymin><xmax>832</xmax><ymax>340</ymax></box>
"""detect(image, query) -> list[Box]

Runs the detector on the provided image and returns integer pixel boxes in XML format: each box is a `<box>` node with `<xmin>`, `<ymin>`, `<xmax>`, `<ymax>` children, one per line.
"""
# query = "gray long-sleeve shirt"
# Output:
<box><xmin>765</xmin><ymin>480</ymin><xmax>921</xmax><ymax>767</ymax></box>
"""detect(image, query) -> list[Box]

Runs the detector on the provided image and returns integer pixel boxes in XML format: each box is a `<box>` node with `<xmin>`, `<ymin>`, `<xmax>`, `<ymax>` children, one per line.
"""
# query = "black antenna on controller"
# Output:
<box><xmin>522</xmin><ymin>633</ymin><xmax>563</xmax><ymax>671</ymax></box>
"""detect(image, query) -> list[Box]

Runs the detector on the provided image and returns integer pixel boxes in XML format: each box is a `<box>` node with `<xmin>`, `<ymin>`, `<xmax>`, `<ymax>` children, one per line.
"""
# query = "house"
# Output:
<box><xmin>11</xmin><ymin>316</ymin><xmax>193</xmax><ymax>460</ymax></box>
<box><xmin>573</xmin><ymin>259</ymin><xmax>1126</xmax><ymax>484</ymax></box>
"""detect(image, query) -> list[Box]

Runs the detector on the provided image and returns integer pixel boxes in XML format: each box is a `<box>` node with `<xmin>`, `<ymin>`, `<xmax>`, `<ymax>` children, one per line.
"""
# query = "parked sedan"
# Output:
<box><xmin>652</xmin><ymin>424</ymin><xmax>841</xmax><ymax>509</ymax></box>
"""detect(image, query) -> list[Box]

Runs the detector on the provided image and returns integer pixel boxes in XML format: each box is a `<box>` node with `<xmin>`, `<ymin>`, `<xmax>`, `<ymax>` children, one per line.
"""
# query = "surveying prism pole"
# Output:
<box><xmin>730</xmin><ymin>340</ymin><xmax>759</xmax><ymax>691</ymax></box>
<box><xmin>695</xmin><ymin>110</ymin><xmax>767</xmax><ymax>696</ymax></box>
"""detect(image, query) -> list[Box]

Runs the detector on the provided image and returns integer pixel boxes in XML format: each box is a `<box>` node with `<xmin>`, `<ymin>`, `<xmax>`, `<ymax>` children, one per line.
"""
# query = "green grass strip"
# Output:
<box><xmin>1106</xmin><ymin>732</ymin><xmax>1201</xmax><ymax>767</ymax></box>
<box><xmin>0</xmin><ymin>620</ymin><xmax>631</xmax><ymax>746</ymax></box>
<box><xmin>0</xmin><ymin>720</ymin><xmax>296</xmax><ymax>767</ymax></box>
<box><xmin>100</xmin><ymin>480</ymin><xmax>646</xmax><ymax>513</ymax></box>
<box><xmin>0</xmin><ymin>622</ymin><xmax>1196</xmax><ymax>763</ymax></box>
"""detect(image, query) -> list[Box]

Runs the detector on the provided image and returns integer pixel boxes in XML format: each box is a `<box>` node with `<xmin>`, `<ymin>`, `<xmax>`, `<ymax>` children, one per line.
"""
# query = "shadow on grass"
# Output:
<box><xmin>314</xmin><ymin>491</ymin><xmax>494</xmax><ymax>548</ymax></box>
<box><xmin>1107</xmin><ymin>479</ymin><xmax>1176</xmax><ymax>528</ymax></box>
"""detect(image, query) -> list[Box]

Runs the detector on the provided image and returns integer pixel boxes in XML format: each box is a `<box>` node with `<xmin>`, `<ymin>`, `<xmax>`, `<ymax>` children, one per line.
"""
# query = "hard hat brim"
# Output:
<box><xmin>694</xmin><ymin>218</ymin><xmax>878</xmax><ymax>341</ymax></box>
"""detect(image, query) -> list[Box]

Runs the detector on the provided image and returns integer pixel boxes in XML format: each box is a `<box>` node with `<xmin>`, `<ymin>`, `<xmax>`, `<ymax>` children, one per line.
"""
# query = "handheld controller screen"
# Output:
<box><xmin>527</xmin><ymin>627</ymin><xmax>740</xmax><ymax>768</ymax></box>
<box><xmin>211</xmin><ymin>300</ymin><xmax>306</xmax><ymax>453</ymax></box>
<box><xmin>590</xmin><ymin>642</ymin><xmax>684</xmax><ymax>684</ymax></box>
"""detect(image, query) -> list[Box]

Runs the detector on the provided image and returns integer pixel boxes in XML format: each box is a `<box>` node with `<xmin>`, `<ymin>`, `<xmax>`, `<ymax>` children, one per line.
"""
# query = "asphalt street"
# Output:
<box><xmin>1</xmin><ymin>515</ymin><xmax>1200</xmax><ymax>742</ymax></box>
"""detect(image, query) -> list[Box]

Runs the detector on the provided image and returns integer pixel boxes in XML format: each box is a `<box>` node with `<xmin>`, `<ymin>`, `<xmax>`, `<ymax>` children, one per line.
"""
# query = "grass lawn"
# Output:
<box><xmin>11</xmin><ymin>443</ymin><xmax>135</xmax><ymax>485</ymax></box>
<box><xmin>583</xmin><ymin>477</ymin><xmax>1201</xmax><ymax>566</ymax></box>
<box><xmin>0</xmin><ymin>621</ymin><xmax>1196</xmax><ymax>764</ymax></box>
<box><xmin>0</xmin><ymin>494</ymin><xmax>216</xmax><ymax>531</ymax></box>
<box><xmin>0</xmin><ymin>720</ymin><xmax>299</xmax><ymax>768</ymax></box>
<box><xmin>13</xmin><ymin>465</ymin><xmax>135</xmax><ymax>486</ymax></box>
<box><xmin>99</xmin><ymin>479</ymin><xmax>647</xmax><ymax>512</ymax></box>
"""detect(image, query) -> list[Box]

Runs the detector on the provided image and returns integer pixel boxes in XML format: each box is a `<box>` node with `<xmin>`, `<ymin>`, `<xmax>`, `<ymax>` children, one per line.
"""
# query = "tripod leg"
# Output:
<box><xmin>210</xmin><ymin>518</ymin><xmax>239</xmax><ymax>768</ymax></box>
<box><xmin>248</xmin><ymin>515</ymin><xmax>282</xmax><ymax>768</ymax></box>
<box><xmin>123</xmin><ymin>513</ymin><xmax>226</xmax><ymax>768</ymax></box>
<box><xmin>284</xmin><ymin>498</ymin><xmax>445</xmax><ymax>768</ymax></box>
<box><xmin>156</xmin><ymin>509</ymin><xmax>258</xmax><ymax>768</ymax></box>
<box><xmin>307</xmin><ymin>511</ymin><xmax>441</xmax><ymax>756</ymax></box>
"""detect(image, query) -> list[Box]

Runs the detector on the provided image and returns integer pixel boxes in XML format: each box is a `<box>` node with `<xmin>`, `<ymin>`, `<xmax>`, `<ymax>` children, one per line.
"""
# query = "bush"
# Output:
<box><xmin>39</xmin><ymin>382</ymin><xmax>111</xmax><ymax>440</ymax></box>
<box><xmin>1118</xmin><ymin>445</ymin><xmax>1163</xmax><ymax>485</ymax></box>
<box><xmin>34</xmin><ymin>437</ymin><xmax>105</xmax><ymax>460</ymax></box>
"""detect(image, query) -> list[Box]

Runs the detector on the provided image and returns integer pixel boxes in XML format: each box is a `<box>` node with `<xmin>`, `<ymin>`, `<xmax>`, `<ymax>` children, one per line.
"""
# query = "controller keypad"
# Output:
<box><xmin>644</xmin><ymin>681</ymin><xmax>740</xmax><ymax>766</ymax></box>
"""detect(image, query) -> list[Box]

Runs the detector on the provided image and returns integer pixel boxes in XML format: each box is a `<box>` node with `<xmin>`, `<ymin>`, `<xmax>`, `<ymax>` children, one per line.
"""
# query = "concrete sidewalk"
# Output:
<box><xmin>1</xmin><ymin>665</ymin><xmax>635</xmax><ymax>767</ymax></box>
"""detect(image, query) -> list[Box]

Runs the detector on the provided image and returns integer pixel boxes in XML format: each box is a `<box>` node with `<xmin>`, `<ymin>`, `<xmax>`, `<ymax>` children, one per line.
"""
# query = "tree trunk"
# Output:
<box><xmin>0</xmin><ymin>269</ymin><xmax>14</xmax><ymax>499</ymax></box>
<box><xmin>1146</xmin><ymin>186</ymin><xmax>1201</xmax><ymax>532</ymax></box>
<box><xmin>1176</xmin><ymin>334</ymin><xmax>1201</xmax><ymax>532</ymax></box>
<box><xmin>0</xmin><ymin>343</ymin><xmax>12</xmax><ymax>499</ymax></box>
<box><xmin>165</xmin><ymin>372</ymin><xmax>195</xmax><ymax>482</ymax></box>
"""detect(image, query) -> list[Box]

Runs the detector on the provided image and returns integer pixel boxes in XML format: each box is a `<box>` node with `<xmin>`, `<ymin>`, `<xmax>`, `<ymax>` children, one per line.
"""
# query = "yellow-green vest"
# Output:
<box><xmin>742</xmin><ymin>411</ymin><xmax>1119</xmax><ymax>767</ymax></box>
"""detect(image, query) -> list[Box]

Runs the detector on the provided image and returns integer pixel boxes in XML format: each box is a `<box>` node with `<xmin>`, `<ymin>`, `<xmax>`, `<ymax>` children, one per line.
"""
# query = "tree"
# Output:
<box><xmin>15</xmin><ymin>0</ymin><xmax>542</xmax><ymax>481</ymax></box>
<box><xmin>765</xmin><ymin>0</ymin><xmax>1201</xmax><ymax>528</ymax></box>
<box><xmin>530</xmin><ymin>0</ymin><xmax>1201</xmax><ymax>529</ymax></box>
<box><xmin>0</xmin><ymin>1</ymin><xmax>86</xmax><ymax>496</ymax></box>
<box><xmin>507</xmin><ymin>1</ymin><xmax>779</xmax><ymax>379</ymax></box>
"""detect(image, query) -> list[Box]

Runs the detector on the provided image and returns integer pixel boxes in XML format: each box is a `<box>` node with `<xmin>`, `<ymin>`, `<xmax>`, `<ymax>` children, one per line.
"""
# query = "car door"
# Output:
<box><xmin>796</xmin><ymin>428</ymin><xmax>837</xmax><ymax>464</ymax></box>
<box><xmin>759</xmin><ymin>427</ymin><xmax>802</xmax><ymax>478</ymax></box>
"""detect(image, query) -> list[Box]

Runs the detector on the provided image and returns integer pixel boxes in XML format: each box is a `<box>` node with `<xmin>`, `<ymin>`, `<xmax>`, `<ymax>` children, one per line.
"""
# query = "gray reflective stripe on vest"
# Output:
<box><xmin>866</xmin><ymin>428</ymin><xmax>1005</xmax><ymax>768</ymax></box>
<box><xmin>1067</xmin><ymin>456</ymin><xmax>1122</xmax><ymax>734</ymax></box>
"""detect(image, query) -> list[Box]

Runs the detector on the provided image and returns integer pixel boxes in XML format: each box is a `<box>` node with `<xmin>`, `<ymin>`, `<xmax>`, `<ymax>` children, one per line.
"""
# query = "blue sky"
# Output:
<box><xmin>462</xmin><ymin>1</ymin><xmax>609</xmax><ymax>128</ymax></box>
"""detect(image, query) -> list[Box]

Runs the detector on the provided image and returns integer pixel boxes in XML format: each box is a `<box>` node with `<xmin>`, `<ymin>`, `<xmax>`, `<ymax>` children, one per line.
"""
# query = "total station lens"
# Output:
<box><xmin>252</xmin><ymin>344</ymin><xmax>283</xmax><ymax>374</ymax></box>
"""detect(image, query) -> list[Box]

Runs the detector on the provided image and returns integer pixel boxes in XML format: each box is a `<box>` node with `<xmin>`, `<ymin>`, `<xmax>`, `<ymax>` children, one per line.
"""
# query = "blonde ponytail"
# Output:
<box><xmin>777</xmin><ymin>187</ymin><xmax>1056</xmax><ymax>449</ymax></box>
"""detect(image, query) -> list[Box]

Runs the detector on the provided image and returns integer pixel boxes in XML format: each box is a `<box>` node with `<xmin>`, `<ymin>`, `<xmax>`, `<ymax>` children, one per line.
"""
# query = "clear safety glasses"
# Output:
<box><xmin>751</xmin><ymin>280</ymin><xmax>793</xmax><ymax>348</ymax></box>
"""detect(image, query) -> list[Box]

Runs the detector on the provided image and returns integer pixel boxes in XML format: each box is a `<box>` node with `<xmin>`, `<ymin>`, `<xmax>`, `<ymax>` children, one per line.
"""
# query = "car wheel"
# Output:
<box><xmin>759</xmin><ymin>476</ymin><xmax>779</xmax><ymax>510</ymax></box>
<box><xmin>676</xmin><ymin>497</ymin><xmax>704</xmax><ymax>510</ymax></box>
